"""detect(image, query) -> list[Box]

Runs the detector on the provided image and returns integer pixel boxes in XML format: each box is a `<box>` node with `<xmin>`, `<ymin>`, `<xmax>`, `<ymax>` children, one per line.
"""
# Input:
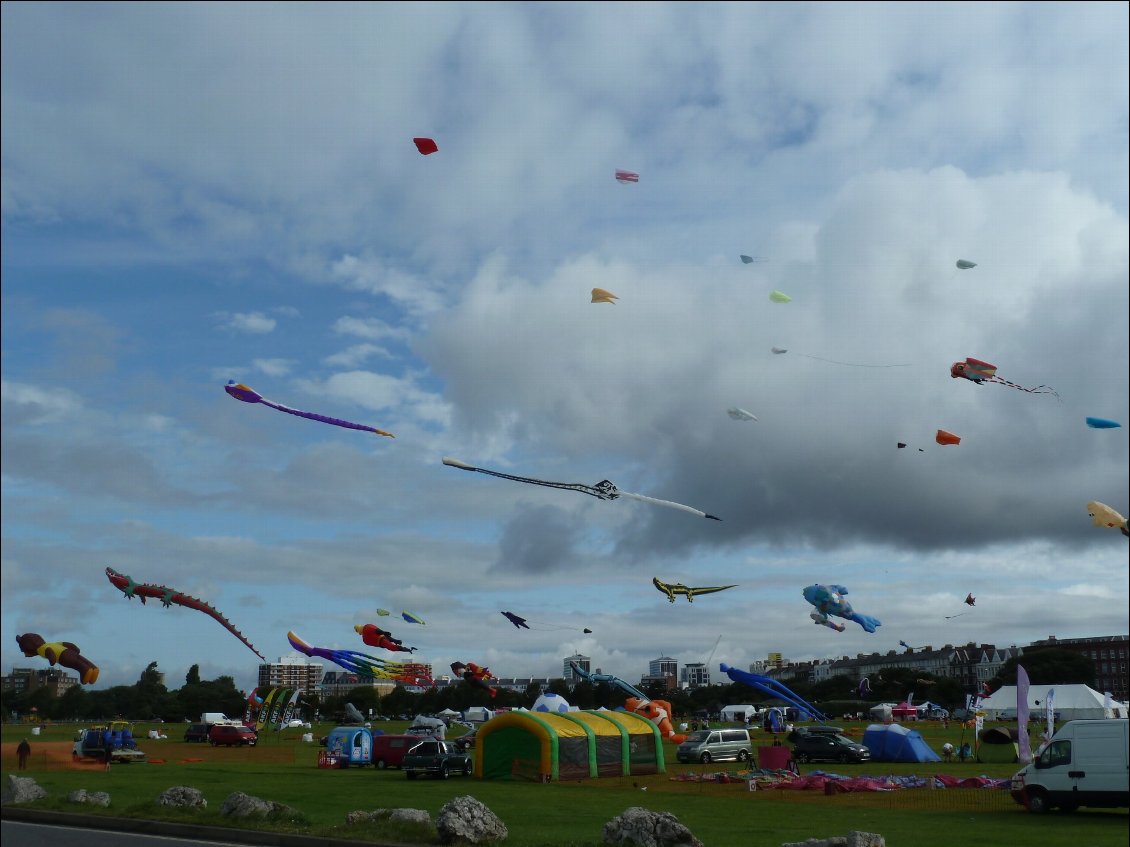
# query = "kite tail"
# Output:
<box><xmin>849</xmin><ymin>613</ymin><xmax>882</xmax><ymax>634</ymax></box>
<box><xmin>264</xmin><ymin>399</ymin><xmax>394</xmax><ymax>437</ymax></box>
<box><xmin>990</xmin><ymin>377</ymin><xmax>1060</xmax><ymax>400</ymax></box>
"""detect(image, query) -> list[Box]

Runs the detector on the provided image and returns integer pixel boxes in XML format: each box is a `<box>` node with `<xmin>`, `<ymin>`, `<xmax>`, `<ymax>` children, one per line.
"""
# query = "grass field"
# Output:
<box><xmin>3</xmin><ymin>720</ymin><xmax>1127</xmax><ymax>846</ymax></box>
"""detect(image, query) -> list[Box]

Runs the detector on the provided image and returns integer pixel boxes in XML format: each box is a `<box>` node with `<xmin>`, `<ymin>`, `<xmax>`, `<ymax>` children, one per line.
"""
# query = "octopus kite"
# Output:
<box><xmin>288</xmin><ymin>631</ymin><xmax>432</xmax><ymax>686</ymax></box>
<box><xmin>354</xmin><ymin>623</ymin><xmax>416</xmax><ymax>653</ymax></box>
<box><xmin>224</xmin><ymin>380</ymin><xmax>394</xmax><ymax>437</ymax></box>
<box><xmin>451</xmin><ymin>661</ymin><xmax>497</xmax><ymax>698</ymax></box>
<box><xmin>105</xmin><ymin>566</ymin><xmax>265</xmax><ymax>660</ymax></box>
<box><xmin>16</xmin><ymin>633</ymin><xmax>100</xmax><ymax>685</ymax></box>
<box><xmin>950</xmin><ymin>358</ymin><xmax>1058</xmax><ymax>397</ymax></box>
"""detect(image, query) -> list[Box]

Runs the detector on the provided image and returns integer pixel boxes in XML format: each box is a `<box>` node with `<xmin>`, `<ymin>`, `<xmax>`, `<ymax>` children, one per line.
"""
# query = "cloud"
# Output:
<box><xmin>252</xmin><ymin>358</ymin><xmax>293</xmax><ymax>377</ymax></box>
<box><xmin>221</xmin><ymin>312</ymin><xmax>276</xmax><ymax>334</ymax></box>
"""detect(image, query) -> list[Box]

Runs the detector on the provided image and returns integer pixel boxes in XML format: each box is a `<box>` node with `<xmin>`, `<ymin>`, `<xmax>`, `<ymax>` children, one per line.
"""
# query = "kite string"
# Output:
<box><xmin>797</xmin><ymin>354</ymin><xmax>912</xmax><ymax>368</ymax></box>
<box><xmin>702</xmin><ymin>634</ymin><xmax>723</xmax><ymax>672</ymax></box>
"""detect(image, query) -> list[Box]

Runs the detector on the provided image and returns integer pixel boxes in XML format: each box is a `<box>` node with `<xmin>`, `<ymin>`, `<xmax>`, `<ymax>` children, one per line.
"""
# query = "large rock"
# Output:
<box><xmin>220</xmin><ymin>791</ymin><xmax>301</xmax><ymax>821</ymax></box>
<box><xmin>68</xmin><ymin>789</ymin><xmax>111</xmax><ymax>807</ymax></box>
<box><xmin>436</xmin><ymin>795</ymin><xmax>507</xmax><ymax>844</ymax></box>
<box><xmin>158</xmin><ymin>786</ymin><xmax>207</xmax><ymax>809</ymax></box>
<box><xmin>781</xmin><ymin>835</ymin><xmax>884</xmax><ymax>847</ymax></box>
<box><xmin>603</xmin><ymin>807</ymin><xmax>703</xmax><ymax>847</ymax></box>
<box><xmin>347</xmin><ymin>808</ymin><xmax>434</xmax><ymax>827</ymax></box>
<box><xmin>1</xmin><ymin>775</ymin><xmax>47</xmax><ymax>805</ymax></box>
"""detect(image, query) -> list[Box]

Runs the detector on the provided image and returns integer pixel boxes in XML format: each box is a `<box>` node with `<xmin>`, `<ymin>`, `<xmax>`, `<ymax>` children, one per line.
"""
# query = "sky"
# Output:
<box><xmin>2</xmin><ymin>2</ymin><xmax>1128</xmax><ymax>698</ymax></box>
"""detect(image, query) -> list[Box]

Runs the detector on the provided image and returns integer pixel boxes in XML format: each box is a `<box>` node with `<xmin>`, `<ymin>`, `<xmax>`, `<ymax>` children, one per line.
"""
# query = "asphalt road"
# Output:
<box><xmin>3</xmin><ymin>819</ymin><xmax>250</xmax><ymax>847</ymax></box>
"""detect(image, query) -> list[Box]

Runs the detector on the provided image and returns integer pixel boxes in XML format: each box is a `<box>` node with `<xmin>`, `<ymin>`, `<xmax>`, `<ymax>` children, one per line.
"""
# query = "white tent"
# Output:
<box><xmin>869</xmin><ymin>703</ymin><xmax>895</xmax><ymax>721</ymax></box>
<box><xmin>978</xmin><ymin>684</ymin><xmax>1128</xmax><ymax>721</ymax></box>
<box><xmin>720</xmin><ymin>704</ymin><xmax>758</xmax><ymax>722</ymax></box>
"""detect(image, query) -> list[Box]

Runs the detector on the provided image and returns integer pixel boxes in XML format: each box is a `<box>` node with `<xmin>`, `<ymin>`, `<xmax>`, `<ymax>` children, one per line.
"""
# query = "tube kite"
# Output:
<box><xmin>719</xmin><ymin>663</ymin><xmax>826</xmax><ymax>722</ymax></box>
<box><xmin>288</xmin><ymin>631</ymin><xmax>432</xmax><ymax>685</ymax></box>
<box><xmin>652</xmin><ymin>577</ymin><xmax>738</xmax><ymax>603</ymax></box>
<box><xmin>803</xmin><ymin>584</ymin><xmax>881</xmax><ymax>634</ymax></box>
<box><xmin>354</xmin><ymin>624</ymin><xmax>417</xmax><ymax>653</ymax></box>
<box><xmin>1085</xmin><ymin>417</ymin><xmax>1121</xmax><ymax>429</ymax></box>
<box><xmin>413</xmin><ymin>137</ymin><xmax>438</xmax><ymax>155</ymax></box>
<box><xmin>956</xmin><ymin>260</ymin><xmax>977</xmax><ymax>269</ymax></box>
<box><xmin>591</xmin><ymin>288</ymin><xmax>619</xmax><ymax>304</ymax></box>
<box><xmin>15</xmin><ymin>633</ymin><xmax>100</xmax><ymax>685</ymax></box>
<box><xmin>1087</xmin><ymin>501</ymin><xmax>1129</xmax><ymax>537</ymax></box>
<box><xmin>615</xmin><ymin>169</ymin><xmax>639</xmax><ymax>184</ymax></box>
<box><xmin>400</xmin><ymin>611</ymin><xmax>426</xmax><ymax>625</ymax></box>
<box><xmin>451</xmin><ymin>661</ymin><xmax>497</xmax><ymax>698</ymax></box>
<box><xmin>224</xmin><ymin>380</ymin><xmax>394</xmax><ymax>437</ymax></box>
<box><xmin>105</xmin><ymin>566</ymin><xmax>265</xmax><ymax>660</ymax></box>
<box><xmin>949</xmin><ymin>358</ymin><xmax>1058</xmax><ymax>398</ymax></box>
<box><xmin>442</xmin><ymin>456</ymin><xmax>722</xmax><ymax>520</ymax></box>
<box><xmin>727</xmin><ymin>408</ymin><xmax>758</xmax><ymax>422</ymax></box>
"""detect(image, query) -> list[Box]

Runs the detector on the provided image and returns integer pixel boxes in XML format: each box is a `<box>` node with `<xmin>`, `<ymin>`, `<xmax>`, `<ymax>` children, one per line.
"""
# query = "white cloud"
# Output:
<box><xmin>222</xmin><ymin>312</ymin><xmax>276</xmax><ymax>334</ymax></box>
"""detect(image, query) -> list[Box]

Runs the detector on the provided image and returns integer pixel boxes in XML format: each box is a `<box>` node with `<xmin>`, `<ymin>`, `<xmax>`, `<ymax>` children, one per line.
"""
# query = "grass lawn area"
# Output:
<box><xmin>3</xmin><ymin>721</ymin><xmax>1126</xmax><ymax>846</ymax></box>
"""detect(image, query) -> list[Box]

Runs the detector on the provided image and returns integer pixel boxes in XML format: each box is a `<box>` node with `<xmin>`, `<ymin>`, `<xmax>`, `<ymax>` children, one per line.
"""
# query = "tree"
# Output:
<box><xmin>993</xmin><ymin>650</ymin><xmax>1094</xmax><ymax>687</ymax></box>
<box><xmin>185</xmin><ymin>664</ymin><xmax>201</xmax><ymax>686</ymax></box>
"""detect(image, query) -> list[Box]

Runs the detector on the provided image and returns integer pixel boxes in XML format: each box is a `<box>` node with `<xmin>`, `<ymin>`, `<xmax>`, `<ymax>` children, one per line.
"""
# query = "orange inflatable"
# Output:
<box><xmin>626</xmin><ymin>696</ymin><xmax>687</xmax><ymax>744</ymax></box>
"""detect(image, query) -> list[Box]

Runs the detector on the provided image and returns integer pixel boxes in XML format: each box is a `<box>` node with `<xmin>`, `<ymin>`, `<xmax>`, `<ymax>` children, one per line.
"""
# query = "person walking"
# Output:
<box><xmin>17</xmin><ymin>738</ymin><xmax>31</xmax><ymax>770</ymax></box>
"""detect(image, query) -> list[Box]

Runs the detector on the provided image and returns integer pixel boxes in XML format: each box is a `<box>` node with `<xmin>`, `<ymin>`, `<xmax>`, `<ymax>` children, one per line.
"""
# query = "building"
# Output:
<box><xmin>1</xmin><ymin>667</ymin><xmax>79</xmax><ymax>698</ymax></box>
<box><xmin>319</xmin><ymin>671</ymin><xmax>397</xmax><ymax>699</ymax></box>
<box><xmin>649</xmin><ymin>656</ymin><xmax>677</xmax><ymax>678</ymax></box>
<box><xmin>680</xmin><ymin>662</ymin><xmax>710</xmax><ymax>689</ymax></box>
<box><xmin>257</xmin><ymin>652</ymin><xmax>324</xmax><ymax>698</ymax></box>
<box><xmin>1026</xmin><ymin>635</ymin><xmax>1129</xmax><ymax>703</ymax></box>
<box><xmin>563</xmin><ymin>654</ymin><xmax>591</xmax><ymax>680</ymax></box>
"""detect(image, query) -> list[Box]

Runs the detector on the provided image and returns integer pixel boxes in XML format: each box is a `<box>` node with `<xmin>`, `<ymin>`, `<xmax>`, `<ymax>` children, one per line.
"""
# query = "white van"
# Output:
<box><xmin>676</xmin><ymin>728</ymin><xmax>752</xmax><ymax>764</ymax></box>
<box><xmin>1010</xmin><ymin>719</ymin><xmax>1129</xmax><ymax>813</ymax></box>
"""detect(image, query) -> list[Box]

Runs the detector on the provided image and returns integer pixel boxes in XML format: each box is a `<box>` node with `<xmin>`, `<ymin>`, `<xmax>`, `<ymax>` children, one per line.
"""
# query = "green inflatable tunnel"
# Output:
<box><xmin>474</xmin><ymin>709</ymin><xmax>666</xmax><ymax>781</ymax></box>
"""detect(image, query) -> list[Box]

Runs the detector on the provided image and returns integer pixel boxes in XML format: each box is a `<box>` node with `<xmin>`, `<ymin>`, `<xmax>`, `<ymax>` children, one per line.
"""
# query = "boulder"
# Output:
<box><xmin>67</xmin><ymin>789</ymin><xmax>111</xmax><ymax>807</ymax></box>
<box><xmin>220</xmin><ymin>791</ymin><xmax>300</xmax><ymax>821</ymax></box>
<box><xmin>157</xmin><ymin>786</ymin><xmax>207</xmax><ymax>809</ymax></box>
<box><xmin>347</xmin><ymin>808</ymin><xmax>434</xmax><ymax>827</ymax></box>
<box><xmin>781</xmin><ymin>835</ymin><xmax>884</xmax><ymax>847</ymax></box>
<box><xmin>1</xmin><ymin>775</ymin><xmax>47</xmax><ymax>805</ymax></box>
<box><xmin>603</xmin><ymin>807</ymin><xmax>703</xmax><ymax>847</ymax></box>
<box><xmin>436</xmin><ymin>795</ymin><xmax>507</xmax><ymax>844</ymax></box>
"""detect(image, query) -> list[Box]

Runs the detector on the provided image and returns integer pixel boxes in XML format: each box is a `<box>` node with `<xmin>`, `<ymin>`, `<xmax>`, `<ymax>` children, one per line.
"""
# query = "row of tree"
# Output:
<box><xmin>2</xmin><ymin>649</ymin><xmax>1093</xmax><ymax>724</ymax></box>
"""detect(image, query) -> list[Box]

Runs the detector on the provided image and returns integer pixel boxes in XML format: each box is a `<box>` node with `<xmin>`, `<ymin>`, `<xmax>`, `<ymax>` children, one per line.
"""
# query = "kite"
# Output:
<box><xmin>568</xmin><ymin>663</ymin><xmax>684</xmax><ymax>741</ymax></box>
<box><xmin>964</xmin><ymin>593</ymin><xmax>976</xmax><ymax>607</ymax></box>
<box><xmin>771</xmin><ymin>347</ymin><xmax>788</xmax><ymax>354</ymax></box>
<box><xmin>727</xmin><ymin>408</ymin><xmax>758</xmax><ymax>422</ymax></box>
<box><xmin>769</xmin><ymin>290</ymin><xmax>792</xmax><ymax>303</ymax></box>
<box><xmin>354</xmin><ymin>624</ymin><xmax>416</xmax><ymax>653</ymax></box>
<box><xmin>400</xmin><ymin>611</ymin><xmax>426</xmax><ymax>625</ymax></box>
<box><xmin>413</xmin><ymin>137</ymin><xmax>438</xmax><ymax>155</ymax></box>
<box><xmin>375</xmin><ymin>608</ymin><xmax>391</xmax><ymax>617</ymax></box>
<box><xmin>591</xmin><ymin>288</ymin><xmax>618</xmax><ymax>304</ymax></box>
<box><xmin>287</xmin><ymin>631</ymin><xmax>432</xmax><ymax>685</ymax></box>
<box><xmin>500</xmin><ymin>611</ymin><xmax>590</xmax><ymax>633</ymax></box>
<box><xmin>442</xmin><ymin>456</ymin><xmax>722</xmax><ymax>520</ymax></box>
<box><xmin>897</xmin><ymin>443</ymin><xmax>925</xmax><ymax>452</ymax></box>
<box><xmin>1086</xmin><ymin>417</ymin><xmax>1121</xmax><ymax>429</ymax></box>
<box><xmin>899</xmin><ymin>640</ymin><xmax>923</xmax><ymax>650</ymax></box>
<box><xmin>857</xmin><ymin>677</ymin><xmax>871</xmax><ymax>698</ymax></box>
<box><xmin>15</xmin><ymin>633</ymin><xmax>99</xmax><ymax>685</ymax></box>
<box><xmin>956</xmin><ymin>260</ymin><xmax>977</xmax><ymax>269</ymax></box>
<box><xmin>652</xmin><ymin>577</ymin><xmax>738</xmax><ymax>603</ymax></box>
<box><xmin>1087</xmin><ymin>501</ymin><xmax>1129</xmax><ymax>537</ymax></box>
<box><xmin>740</xmin><ymin>255</ymin><xmax>766</xmax><ymax>264</ymax></box>
<box><xmin>615</xmin><ymin>169</ymin><xmax>639</xmax><ymax>184</ymax></box>
<box><xmin>803</xmin><ymin>584</ymin><xmax>881</xmax><ymax>634</ymax></box>
<box><xmin>105</xmin><ymin>566</ymin><xmax>265</xmax><ymax>660</ymax></box>
<box><xmin>935</xmin><ymin>429</ymin><xmax>961</xmax><ymax>446</ymax></box>
<box><xmin>719</xmin><ymin>663</ymin><xmax>826</xmax><ymax>722</ymax></box>
<box><xmin>224</xmin><ymin>381</ymin><xmax>394</xmax><ymax>437</ymax></box>
<box><xmin>949</xmin><ymin>358</ymin><xmax>1058</xmax><ymax>397</ymax></box>
<box><xmin>451</xmin><ymin>661</ymin><xmax>497</xmax><ymax>698</ymax></box>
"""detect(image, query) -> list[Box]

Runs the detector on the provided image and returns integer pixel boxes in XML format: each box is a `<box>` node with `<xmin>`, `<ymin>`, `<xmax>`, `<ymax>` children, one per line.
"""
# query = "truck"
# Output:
<box><xmin>402</xmin><ymin>738</ymin><xmax>473</xmax><ymax>780</ymax></box>
<box><xmin>1010</xmin><ymin>719</ymin><xmax>1129</xmax><ymax>813</ymax></box>
<box><xmin>72</xmin><ymin>721</ymin><xmax>147</xmax><ymax>764</ymax></box>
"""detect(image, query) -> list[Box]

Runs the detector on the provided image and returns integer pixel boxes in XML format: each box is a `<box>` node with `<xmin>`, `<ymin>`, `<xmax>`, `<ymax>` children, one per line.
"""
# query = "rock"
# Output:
<box><xmin>603</xmin><ymin>807</ymin><xmax>703</xmax><ymax>847</ymax></box>
<box><xmin>346</xmin><ymin>810</ymin><xmax>380</xmax><ymax>825</ymax></box>
<box><xmin>220</xmin><ymin>791</ymin><xmax>301</xmax><ymax>821</ymax></box>
<box><xmin>437</xmin><ymin>795</ymin><xmax>508</xmax><ymax>844</ymax></box>
<box><xmin>390</xmin><ymin>808</ymin><xmax>433</xmax><ymax>826</ymax></box>
<box><xmin>157</xmin><ymin>786</ymin><xmax>207</xmax><ymax>809</ymax></box>
<box><xmin>347</xmin><ymin>808</ymin><xmax>433</xmax><ymax>828</ymax></box>
<box><xmin>67</xmin><ymin>789</ymin><xmax>111</xmax><ymax>807</ymax></box>
<box><xmin>1</xmin><ymin>775</ymin><xmax>47</xmax><ymax>805</ymax></box>
<box><xmin>847</xmin><ymin>834</ymin><xmax>885</xmax><ymax>847</ymax></box>
<box><xmin>67</xmin><ymin>789</ymin><xmax>88</xmax><ymax>804</ymax></box>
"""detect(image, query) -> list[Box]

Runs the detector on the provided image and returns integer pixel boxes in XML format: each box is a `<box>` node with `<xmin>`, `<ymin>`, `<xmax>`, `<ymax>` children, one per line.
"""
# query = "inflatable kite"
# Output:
<box><xmin>15</xmin><ymin>633</ymin><xmax>99</xmax><ymax>685</ymax></box>
<box><xmin>1085</xmin><ymin>417</ymin><xmax>1121</xmax><ymax>429</ymax></box>
<box><xmin>652</xmin><ymin>577</ymin><xmax>737</xmax><ymax>603</ymax></box>
<box><xmin>727</xmin><ymin>408</ymin><xmax>758</xmax><ymax>422</ymax></box>
<box><xmin>769</xmin><ymin>290</ymin><xmax>792</xmax><ymax>303</ymax></box>
<box><xmin>803</xmin><ymin>584</ymin><xmax>881</xmax><ymax>634</ymax></box>
<box><xmin>105</xmin><ymin>566</ymin><xmax>265</xmax><ymax>660</ymax></box>
<box><xmin>719</xmin><ymin>663</ymin><xmax>826</xmax><ymax>722</ymax></box>
<box><xmin>287</xmin><ymin>631</ymin><xmax>432</xmax><ymax>685</ymax></box>
<box><xmin>400</xmin><ymin>611</ymin><xmax>426</xmax><ymax>625</ymax></box>
<box><xmin>354</xmin><ymin>624</ymin><xmax>416</xmax><ymax>653</ymax></box>
<box><xmin>568</xmin><ymin>662</ymin><xmax>684</xmax><ymax>742</ymax></box>
<box><xmin>442</xmin><ymin>456</ymin><xmax>722</xmax><ymax>520</ymax></box>
<box><xmin>451</xmin><ymin>661</ymin><xmax>497</xmax><ymax>698</ymax></box>
<box><xmin>771</xmin><ymin>347</ymin><xmax>788</xmax><ymax>354</ymax></box>
<box><xmin>740</xmin><ymin>254</ymin><xmax>766</xmax><ymax>264</ymax></box>
<box><xmin>955</xmin><ymin>260</ymin><xmax>977</xmax><ymax>269</ymax></box>
<box><xmin>935</xmin><ymin>429</ymin><xmax>961</xmax><ymax>446</ymax></box>
<box><xmin>502</xmin><ymin>611</ymin><xmax>530</xmax><ymax>629</ymax></box>
<box><xmin>949</xmin><ymin>358</ymin><xmax>1057</xmax><ymax>397</ymax></box>
<box><xmin>413</xmin><ymin>137</ymin><xmax>438</xmax><ymax>155</ymax></box>
<box><xmin>224</xmin><ymin>381</ymin><xmax>394</xmax><ymax>437</ymax></box>
<box><xmin>857</xmin><ymin>677</ymin><xmax>871</xmax><ymax>698</ymax></box>
<box><xmin>591</xmin><ymin>287</ymin><xmax>619</xmax><ymax>304</ymax></box>
<box><xmin>375</xmin><ymin>608</ymin><xmax>391</xmax><ymax>616</ymax></box>
<box><xmin>615</xmin><ymin>169</ymin><xmax>639</xmax><ymax>184</ymax></box>
<box><xmin>964</xmin><ymin>593</ymin><xmax>976</xmax><ymax>607</ymax></box>
<box><xmin>1087</xmin><ymin>501</ymin><xmax>1129</xmax><ymax>537</ymax></box>
<box><xmin>500</xmin><ymin>611</ymin><xmax>591</xmax><ymax>633</ymax></box>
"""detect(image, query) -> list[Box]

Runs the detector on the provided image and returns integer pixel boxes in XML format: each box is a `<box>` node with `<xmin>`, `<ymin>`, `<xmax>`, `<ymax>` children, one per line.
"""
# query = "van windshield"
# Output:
<box><xmin>683</xmin><ymin>731</ymin><xmax>711</xmax><ymax>743</ymax></box>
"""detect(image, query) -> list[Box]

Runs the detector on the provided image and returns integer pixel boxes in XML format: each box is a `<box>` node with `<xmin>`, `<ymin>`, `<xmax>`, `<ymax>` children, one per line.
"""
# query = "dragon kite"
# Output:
<box><xmin>652</xmin><ymin>577</ymin><xmax>738</xmax><ymax>603</ymax></box>
<box><xmin>105</xmin><ymin>566</ymin><xmax>265</xmax><ymax>660</ymax></box>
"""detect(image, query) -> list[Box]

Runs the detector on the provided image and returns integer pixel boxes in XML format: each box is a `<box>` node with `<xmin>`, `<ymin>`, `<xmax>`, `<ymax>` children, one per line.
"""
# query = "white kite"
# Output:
<box><xmin>727</xmin><ymin>408</ymin><xmax>758</xmax><ymax>422</ymax></box>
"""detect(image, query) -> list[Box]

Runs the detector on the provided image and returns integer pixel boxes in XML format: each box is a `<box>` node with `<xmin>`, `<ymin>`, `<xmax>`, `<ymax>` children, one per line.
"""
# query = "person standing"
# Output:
<box><xmin>17</xmin><ymin>738</ymin><xmax>31</xmax><ymax>770</ymax></box>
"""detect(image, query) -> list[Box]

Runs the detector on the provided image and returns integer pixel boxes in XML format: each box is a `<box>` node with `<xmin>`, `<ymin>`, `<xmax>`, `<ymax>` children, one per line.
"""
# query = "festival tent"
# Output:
<box><xmin>475</xmin><ymin>709</ymin><xmax>665</xmax><ymax>781</ymax></box>
<box><xmin>891</xmin><ymin>702</ymin><xmax>918</xmax><ymax>721</ymax></box>
<box><xmin>861</xmin><ymin>723</ymin><xmax>941</xmax><ymax>762</ymax></box>
<box><xmin>721</xmin><ymin>704</ymin><xmax>759</xmax><ymax>722</ymax></box>
<box><xmin>463</xmin><ymin>706</ymin><xmax>493</xmax><ymax>723</ymax></box>
<box><xmin>869</xmin><ymin>703</ymin><xmax>895</xmax><ymax>722</ymax></box>
<box><xmin>976</xmin><ymin>726</ymin><xmax>1019</xmax><ymax>763</ymax></box>
<box><xmin>977</xmin><ymin>684</ymin><xmax>1126</xmax><ymax>721</ymax></box>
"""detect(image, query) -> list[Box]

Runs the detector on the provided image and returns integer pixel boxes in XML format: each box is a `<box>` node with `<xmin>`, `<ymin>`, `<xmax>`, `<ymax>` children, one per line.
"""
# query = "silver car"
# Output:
<box><xmin>676</xmin><ymin>728</ymin><xmax>753</xmax><ymax>764</ymax></box>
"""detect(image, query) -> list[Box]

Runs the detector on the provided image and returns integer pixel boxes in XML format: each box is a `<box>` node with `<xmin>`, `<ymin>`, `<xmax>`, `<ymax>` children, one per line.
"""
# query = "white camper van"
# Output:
<box><xmin>1010</xmin><ymin>719</ymin><xmax>1129</xmax><ymax>813</ymax></box>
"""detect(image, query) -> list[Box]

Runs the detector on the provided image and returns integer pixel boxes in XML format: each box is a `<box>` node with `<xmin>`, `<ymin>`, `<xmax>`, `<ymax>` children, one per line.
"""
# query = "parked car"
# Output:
<box><xmin>372</xmin><ymin>734</ymin><xmax>420</xmax><ymax>769</ymax></box>
<box><xmin>791</xmin><ymin>730</ymin><xmax>870</xmax><ymax>764</ymax></box>
<box><xmin>676</xmin><ymin>728</ymin><xmax>753</xmax><ymax>764</ymax></box>
<box><xmin>184</xmin><ymin>723</ymin><xmax>211</xmax><ymax>743</ymax></box>
<box><xmin>402</xmin><ymin>739</ymin><xmax>474</xmax><ymax>779</ymax></box>
<box><xmin>209</xmin><ymin>724</ymin><xmax>257</xmax><ymax>747</ymax></box>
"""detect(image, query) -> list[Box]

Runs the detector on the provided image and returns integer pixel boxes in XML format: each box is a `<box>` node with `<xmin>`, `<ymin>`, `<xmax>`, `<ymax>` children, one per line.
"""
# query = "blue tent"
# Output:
<box><xmin>862</xmin><ymin>723</ymin><xmax>941</xmax><ymax>762</ymax></box>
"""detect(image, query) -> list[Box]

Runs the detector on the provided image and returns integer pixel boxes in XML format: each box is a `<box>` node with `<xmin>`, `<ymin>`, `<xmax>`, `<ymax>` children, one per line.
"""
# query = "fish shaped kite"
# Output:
<box><xmin>964</xmin><ymin>593</ymin><xmax>976</xmax><ymax>607</ymax></box>
<box><xmin>803</xmin><ymin>584</ymin><xmax>881</xmax><ymax>634</ymax></box>
<box><xmin>1087</xmin><ymin>501</ymin><xmax>1129</xmax><ymax>537</ymax></box>
<box><xmin>354</xmin><ymin>624</ymin><xmax>417</xmax><ymax>653</ymax></box>
<box><xmin>591</xmin><ymin>288</ymin><xmax>619</xmax><ymax>304</ymax></box>
<box><xmin>15</xmin><ymin>633</ymin><xmax>100</xmax><ymax>685</ymax></box>
<box><xmin>727</xmin><ymin>408</ymin><xmax>758</xmax><ymax>422</ymax></box>
<box><xmin>224</xmin><ymin>381</ymin><xmax>394</xmax><ymax>437</ymax></box>
<box><xmin>288</xmin><ymin>631</ymin><xmax>432</xmax><ymax>685</ymax></box>
<box><xmin>652</xmin><ymin>577</ymin><xmax>738</xmax><ymax>603</ymax></box>
<box><xmin>106</xmin><ymin>566</ymin><xmax>265</xmax><ymax>660</ymax></box>
<box><xmin>413</xmin><ymin>137</ymin><xmax>438</xmax><ymax>155</ymax></box>
<box><xmin>1086</xmin><ymin>417</ymin><xmax>1121</xmax><ymax>429</ymax></box>
<box><xmin>949</xmin><ymin>358</ymin><xmax>1058</xmax><ymax>397</ymax></box>
<box><xmin>500</xmin><ymin>611</ymin><xmax>591</xmax><ymax>633</ymax></box>
<box><xmin>615</xmin><ymin>169</ymin><xmax>639</xmax><ymax>184</ymax></box>
<box><xmin>442</xmin><ymin>456</ymin><xmax>722</xmax><ymax>520</ymax></box>
<box><xmin>769</xmin><ymin>290</ymin><xmax>792</xmax><ymax>303</ymax></box>
<box><xmin>955</xmin><ymin>260</ymin><xmax>977</xmax><ymax>269</ymax></box>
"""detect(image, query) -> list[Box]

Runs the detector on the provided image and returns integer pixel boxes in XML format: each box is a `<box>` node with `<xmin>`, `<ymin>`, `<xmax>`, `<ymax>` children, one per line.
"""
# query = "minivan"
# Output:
<box><xmin>372</xmin><ymin>734</ymin><xmax>419</xmax><ymax>769</ymax></box>
<box><xmin>1011</xmin><ymin>719</ymin><xmax>1129</xmax><ymax>813</ymax></box>
<box><xmin>676</xmin><ymin>728</ymin><xmax>752</xmax><ymax>764</ymax></box>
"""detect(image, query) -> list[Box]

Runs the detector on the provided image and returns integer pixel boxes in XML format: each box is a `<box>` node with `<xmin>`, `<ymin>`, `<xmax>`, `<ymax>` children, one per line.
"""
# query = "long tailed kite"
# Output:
<box><xmin>652</xmin><ymin>577</ymin><xmax>738</xmax><ymax>603</ymax></box>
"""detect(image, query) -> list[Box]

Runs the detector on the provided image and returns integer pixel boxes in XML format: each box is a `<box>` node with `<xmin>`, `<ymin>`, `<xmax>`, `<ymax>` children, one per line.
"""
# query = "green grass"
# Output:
<box><xmin>4</xmin><ymin>721</ymin><xmax>1127</xmax><ymax>846</ymax></box>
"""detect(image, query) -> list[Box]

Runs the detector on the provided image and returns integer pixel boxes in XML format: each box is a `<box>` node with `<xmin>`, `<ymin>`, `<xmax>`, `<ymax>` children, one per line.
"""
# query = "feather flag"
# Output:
<box><xmin>1017</xmin><ymin>665</ymin><xmax>1032</xmax><ymax>763</ymax></box>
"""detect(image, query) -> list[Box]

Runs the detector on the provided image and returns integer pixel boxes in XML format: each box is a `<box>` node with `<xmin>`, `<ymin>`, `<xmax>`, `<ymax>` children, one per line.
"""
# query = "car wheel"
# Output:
<box><xmin>1026</xmin><ymin>788</ymin><xmax>1051</xmax><ymax>814</ymax></box>
<box><xmin>839</xmin><ymin>753</ymin><xmax>853</xmax><ymax>764</ymax></box>
<box><xmin>796</xmin><ymin>753</ymin><xmax>809</xmax><ymax>764</ymax></box>
<box><xmin>464</xmin><ymin>761</ymin><xmax>473</xmax><ymax>776</ymax></box>
<box><xmin>699</xmin><ymin>752</ymin><xmax>712</xmax><ymax>764</ymax></box>
<box><xmin>737</xmin><ymin>750</ymin><xmax>750</xmax><ymax>762</ymax></box>
<box><xmin>376</xmin><ymin>759</ymin><xmax>387</xmax><ymax>770</ymax></box>
<box><xmin>406</xmin><ymin>771</ymin><xmax>417</xmax><ymax>780</ymax></box>
<box><xmin>440</xmin><ymin>765</ymin><xmax>450</xmax><ymax>779</ymax></box>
